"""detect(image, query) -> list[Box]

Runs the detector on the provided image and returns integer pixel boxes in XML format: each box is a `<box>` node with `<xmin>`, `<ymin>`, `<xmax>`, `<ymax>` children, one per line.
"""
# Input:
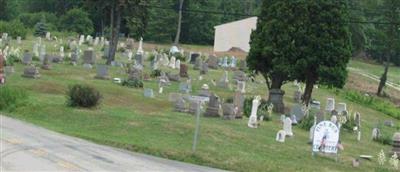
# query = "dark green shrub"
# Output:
<box><xmin>225</xmin><ymin>97</ymin><xmax>234</xmax><ymax>103</ymax></box>
<box><xmin>0</xmin><ymin>86</ymin><xmax>28</xmax><ymax>112</ymax></box>
<box><xmin>0</xmin><ymin>20</ymin><xmax>28</xmax><ymax>39</ymax></box>
<box><xmin>342</xmin><ymin>115</ymin><xmax>356</xmax><ymax>131</ymax></box>
<box><xmin>32</xmin><ymin>56</ymin><xmax>40</xmax><ymax>61</ymax></box>
<box><xmin>150</xmin><ymin>69</ymin><xmax>162</xmax><ymax>78</ymax></box>
<box><xmin>18</xmin><ymin>12</ymin><xmax>57</xmax><ymax>29</ymax></box>
<box><xmin>298</xmin><ymin>114</ymin><xmax>314</xmax><ymax>130</ymax></box>
<box><xmin>67</xmin><ymin>84</ymin><xmax>102</xmax><ymax>108</ymax></box>
<box><xmin>175</xmin><ymin>53</ymin><xmax>186</xmax><ymax>61</ymax></box>
<box><xmin>122</xmin><ymin>79</ymin><xmax>143</xmax><ymax>88</ymax></box>
<box><xmin>34</xmin><ymin>20</ymin><xmax>48</xmax><ymax>37</ymax></box>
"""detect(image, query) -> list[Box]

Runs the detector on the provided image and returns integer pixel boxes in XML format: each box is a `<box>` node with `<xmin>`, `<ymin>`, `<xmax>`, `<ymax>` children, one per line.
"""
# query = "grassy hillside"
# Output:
<box><xmin>1</xmin><ymin>37</ymin><xmax>400</xmax><ymax>172</ymax></box>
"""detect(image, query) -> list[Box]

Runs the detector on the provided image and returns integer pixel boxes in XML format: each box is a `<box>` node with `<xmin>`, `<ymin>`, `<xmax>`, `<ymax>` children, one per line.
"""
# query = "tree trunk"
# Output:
<box><xmin>377</xmin><ymin>61</ymin><xmax>389</xmax><ymax>96</ymax></box>
<box><xmin>173</xmin><ymin>0</ymin><xmax>184</xmax><ymax>46</ymax></box>
<box><xmin>303</xmin><ymin>77</ymin><xmax>316</xmax><ymax>106</ymax></box>
<box><xmin>268</xmin><ymin>74</ymin><xmax>285</xmax><ymax>113</ymax></box>
<box><xmin>107</xmin><ymin>2</ymin><xmax>122</xmax><ymax>65</ymax></box>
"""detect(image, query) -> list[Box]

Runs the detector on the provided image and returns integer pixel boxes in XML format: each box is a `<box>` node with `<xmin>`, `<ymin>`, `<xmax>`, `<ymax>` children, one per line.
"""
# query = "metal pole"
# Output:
<box><xmin>192</xmin><ymin>101</ymin><xmax>201</xmax><ymax>153</ymax></box>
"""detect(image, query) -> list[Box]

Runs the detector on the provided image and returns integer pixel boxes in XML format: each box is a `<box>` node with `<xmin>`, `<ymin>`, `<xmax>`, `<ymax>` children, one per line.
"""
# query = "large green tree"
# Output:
<box><xmin>59</xmin><ymin>8</ymin><xmax>94</xmax><ymax>35</ymax></box>
<box><xmin>248</xmin><ymin>0</ymin><xmax>352</xmax><ymax>111</ymax></box>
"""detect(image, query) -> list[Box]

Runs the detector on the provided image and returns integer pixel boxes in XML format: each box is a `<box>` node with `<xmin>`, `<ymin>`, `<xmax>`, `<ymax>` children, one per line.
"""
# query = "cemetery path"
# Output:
<box><xmin>0</xmin><ymin>115</ymin><xmax>226</xmax><ymax>172</ymax></box>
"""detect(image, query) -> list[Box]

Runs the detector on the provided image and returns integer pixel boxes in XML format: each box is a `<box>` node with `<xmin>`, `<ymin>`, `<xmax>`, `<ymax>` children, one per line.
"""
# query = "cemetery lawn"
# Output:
<box><xmin>2</xmin><ymin>37</ymin><xmax>400</xmax><ymax>171</ymax></box>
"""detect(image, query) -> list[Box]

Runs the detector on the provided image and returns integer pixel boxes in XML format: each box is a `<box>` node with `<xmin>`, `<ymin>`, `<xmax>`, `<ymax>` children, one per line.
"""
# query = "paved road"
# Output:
<box><xmin>0</xmin><ymin>115</ymin><xmax>225</xmax><ymax>172</ymax></box>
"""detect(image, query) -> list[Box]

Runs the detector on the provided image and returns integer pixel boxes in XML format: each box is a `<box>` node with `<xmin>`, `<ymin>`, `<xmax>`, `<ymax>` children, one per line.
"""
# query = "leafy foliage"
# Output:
<box><xmin>298</xmin><ymin>114</ymin><xmax>314</xmax><ymax>130</ymax></box>
<box><xmin>0</xmin><ymin>86</ymin><xmax>28</xmax><ymax>112</ymax></box>
<box><xmin>59</xmin><ymin>8</ymin><xmax>94</xmax><ymax>35</ymax></box>
<box><xmin>122</xmin><ymin>79</ymin><xmax>144</xmax><ymax>88</ymax></box>
<box><xmin>67</xmin><ymin>84</ymin><xmax>102</xmax><ymax>108</ymax></box>
<box><xmin>0</xmin><ymin>20</ymin><xmax>28</xmax><ymax>39</ymax></box>
<box><xmin>34</xmin><ymin>17</ymin><xmax>49</xmax><ymax>37</ymax></box>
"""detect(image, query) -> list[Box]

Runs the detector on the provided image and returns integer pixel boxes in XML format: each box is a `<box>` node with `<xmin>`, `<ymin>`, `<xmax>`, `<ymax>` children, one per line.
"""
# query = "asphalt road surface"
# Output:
<box><xmin>0</xmin><ymin>115</ymin><xmax>226</xmax><ymax>172</ymax></box>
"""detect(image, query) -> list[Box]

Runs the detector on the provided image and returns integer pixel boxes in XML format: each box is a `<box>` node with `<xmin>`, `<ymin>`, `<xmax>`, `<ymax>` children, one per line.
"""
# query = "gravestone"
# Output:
<box><xmin>233</xmin><ymin>91</ymin><xmax>245</xmax><ymax>118</ymax></box>
<box><xmin>290</xmin><ymin>104</ymin><xmax>305</xmax><ymax>122</ymax></box>
<box><xmin>190</xmin><ymin>52</ymin><xmax>200</xmax><ymax>64</ymax></box>
<box><xmin>221</xmin><ymin>56</ymin><xmax>228</xmax><ymax>68</ymax></box>
<box><xmin>50</xmin><ymin>55</ymin><xmax>63</xmax><ymax>63</ymax></box>
<box><xmin>144</xmin><ymin>88</ymin><xmax>154</xmax><ymax>98</ymax></box>
<box><xmin>222</xmin><ymin>103</ymin><xmax>235</xmax><ymax>120</ymax></box>
<box><xmin>166</xmin><ymin>72</ymin><xmax>180</xmax><ymax>82</ymax></box>
<box><xmin>169</xmin><ymin>56</ymin><xmax>176</xmax><ymax>69</ymax></box>
<box><xmin>179</xmin><ymin>64</ymin><xmax>189</xmax><ymax>77</ymax></box>
<box><xmin>22</xmin><ymin>65</ymin><xmax>40</xmax><ymax>79</ymax></box>
<box><xmin>193</xmin><ymin>57</ymin><xmax>202</xmax><ymax>70</ymax></box>
<box><xmin>71</xmin><ymin>48</ymin><xmax>79</xmax><ymax>65</ymax></box>
<box><xmin>294</xmin><ymin>87</ymin><xmax>302</xmax><ymax>103</ymax></box>
<box><xmin>0</xmin><ymin>55</ymin><xmax>4</xmax><ymax>84</ymax></box>
<box><xmin>325</xmin><ymin>98</ymin><xmax>335</xmax><ymax>112</ymax></box>
<box><xmin>316</xmin><ymin>111</ymin><xmax>324</xmax><ymax>123</ymax></box>
<box><xmin>135</xmin><ymin>53</ymin><xmax>144</xmax><ymax>66</ymax></box>
<box><xmin>83</xmin><ymin>50</ymin><xmax>96</xmax><ymax>65</ymax></box>
<box><xmin>336</xmin><ymin>102</ymin><xmax>347</xmax><ymax>114</ymax></box>
<box><xmin>128</xmin><ymin>66</ymin><xmax>143</xmax><ymax>81</ymax></box>
<box><xmin>200</xmin><ymin>63</ymin><xmax>208</xmax><ymax>75</ymax></box>
<box><xmin>384</xmin><ymin>120</ymin><xmax>394</xmax><ymax>127</ymax></box>
<box><xmin>198</xmin><ymin>84</ymin><xmax>210</xmax><ymax>97</ymax></box>
<box><xmin>276</xmin><ymin>130</ymin><xmax>286</xmax><ymax>142</ymax></box>
<box><xmin>175</xmin><ymin>59</ymin><xmax>181</xmax><ymax>69</ymax></box>
<box><xmin>41</xmin><ymin>55</ymin><xmax>51</xmax><ymax>70</ymax></box>
<box><xmin>39</xmin><ymin>45</ymin><xmax>46</xmax><ymax>61</ymax></box>
<box><xmin>207</xmin><ymin>55</ymin><xmax>218</xmax><ymax>69</ymax></box>
<box><xmin>237</xmin><ymin>81</ymin><xmax>246</xmax><ymax>93</ymax></box>
<box><xmin>218</xmin><ymin>71</ymin><xmax>229</xmax><ymax>88</ymax></box>
<box><xmin>158</xmin><ymin>72</ymin><xmax>170</xmax><ymax>87</ymax></box>
<box><xmin>248</xmin><ymin>96</ymin><xmax>262</xmax><ymax>128</ymax></box>
<box><xmin>392</xmin><ymin>132</ymin><xmax>400</xmax><ymax>156</ymax></box>
<box><xmin>126</xmin><ymin>38</ymin><xmax>134</xmax><ymax>50</ymax></box>
<box><xmin>233</xmin><ymin>71</ymin><xmax>248</xmax><ymax>82</ymax></box>
<box><xmin>371</xmin><ymin>128</ymin><xmax>380</xmax><ymax>140</ymax></box>
<box><xmin>205</xmin><ymin>93</ymin><xmax>220</xmax><ymax>117</ymax></box>
<box><xmin>179</xmin><ymin>82</ymin><xmax>192</xmax><ymax>94</ymax></box>
<box><xmin>22</xmin><ymin>52</ymin><xmax>32</xmax><ymax>65</ymax></box>
<box><xmin>174</xmin><ymin>97</ymin><xmax>187</xmax><ymax>113</ymax></box>
<box><xmin>94</xmin><ymin>65</ymin><xmax>110</xmax><ymax>80</ymax></box>
<box><xmin>355</xmin><ymin>112</ymin><xmax>361</xmax><ymax>128</ymax></box>
<box><xmin>310</xmin><ymin>100</ymin><xmax>321</xmax><ymax>110</ymax></box>
<box><xmin>188</xmin><ymin>100</ymin><xmax>200</xmax><ymax>114</ymax></box>
<box><xmin>312</xmin><ymin>121</ymin><xmax>340</xmax><ymax>154</ymax></box>
<box><xmin>283</xmin><ymin>117</ymin><xmax>293</xmax><ymax>136</ymax></box>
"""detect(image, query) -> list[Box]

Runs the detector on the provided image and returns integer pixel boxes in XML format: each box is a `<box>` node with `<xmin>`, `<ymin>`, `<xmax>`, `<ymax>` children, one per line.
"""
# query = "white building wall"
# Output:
<box><xmin>213</xmin><ymin>17</ymin><xmax>258</xmax><ymax>52</ymax></box>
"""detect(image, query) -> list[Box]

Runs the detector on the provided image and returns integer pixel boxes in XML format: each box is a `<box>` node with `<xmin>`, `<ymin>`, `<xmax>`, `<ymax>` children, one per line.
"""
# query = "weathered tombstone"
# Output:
<box><xmin>22</xmin><ymin>65</ymin><xmax>40</xmax><ymax>79</ymax></box>
<box><xmin>41</xmin><ymin>55</ymin><xmax>51</xmax><ymax>70</ymax></box>
<box><xmin>310</xmin><ymin>100</ymin><xmax>321</xmax><ymax>110</ymax></box>
<box><xmin>198</xmin><ymin>84</ymin><xmax>211</xmax><ymax>97</ymax></box>
<box><xmin>188</xmin><ymin>100</ymin><xmax>200</xmax><ymax>114</ymax></box>
<box><xmin>71</xmin><ymin>48</ymin><xmax>79</xmax><ymax>65</ymax></box>
<box><xmin>233</xmin><ymin>91</ymin><xmax>245</xmax><ymax>118</ymax></box>
<box><xmin>179</xmin><ymin>81</ymin><xmax>192</xmax><ymax>94</ymax></box>
<box><xmin>128</xmin><ymin>66</ymin><xmax>143</xmax><ymax>81</ymax></box>
<box><xmin>384</xmin><ymin>120</ymin><xmax>395</xmax><ymax>127</ymax></box>
<box><xmin>51</xmin><ymin>55</ymin><xmax>63</xmax><ymax>63</ymax></box>
<box><xmin>16</xmin><ymin>36</ymin><xmax>21</xmax><ymax>45</ymax></box>
<box><xmin>218</xmin><ymin>71</ymin><xmax>229</xmax><ymax>88</ymax></box>
<box><xmin>283</xmin><ymin>117</ymin><xmax>293</xmax><ymax>136</ymax></box>
<box><xmin>126</xmin><ymin>38</ymin><xmax>134</xmax><ymax>50</ymax></box>
<box><xmin>237</xmin><ymin>81</ymin><xmax>246</xmax><ymax>93</ymax></box>
<box><xmin>190</xmin><ymin>52</ymin><xmax>200</xmax><ymax>64</ymax></box>
<box><xmin>179</xmin><ymin>64</ymin><xmax>189</xmax><ymax>77</ymax></box>
<box><xmin>166</xmin><ymin>72</ymin><xmax>180</xmax><ymax>82</ymax></box>
<box><xmin>290</xmin><ymin>104</ymin><xmax>305</xmax><ymax>122</ymax></box>
<box><xmin>207</xmin><ymin>55</ymin><xmax>218</xmax><ymax>69</ymax></box>
<box><xmin>276</xmin><ymin>130</ymin><xmax>286</xmax><ymax>142</ymax></box>
<box><xmin>94</xmin><ymin>65</ymin><xmax>110</xmax><ymax>80</ymax></box>
<box><xmin>392</xmin><ymin>132</ymin><xmax>400</xmax><ymax>156</ymax></box>
<box><xmin>371</xmin><ymin>128</ymin><xmax>380</xmax><ymax>140</ymax></box>
<box><xmin>316</xmin><ymin>111</ymin><xmax>324</xmax><ymax>123</ymax></box>
<box><xmin>135</xmin><ymin>53</ymin><xmax>143</xmax><ymax>66</ymax></box>
<box><xmin>336</xmin><ymin>102</ymin><xmax>347</xmax><ymax>114</ymax></box>
<box><xmin>222</xmin><ymin>103</ymin><xmax>235</xmax><ymax>120</ymax></box>
<box><xmin>83</xmin><ymin>50</ymin><xmax>96</xmax><ymax>65</ymax></box>
<box><xmin>355</xmin><ymin>112</ymin><xmax>361</xmax><ymax>128</ymax></box>
<box><xmin>193</xmin><ymin>57</ymin><xmax>202</xmax><ymax>70</ymax></box>
<box><xmin>174</xmin><ymin>97</ymin><xmax>187</xmax><ymax>112</ymax></box>
<box><xmin>0</xmin><ymin>54</ymin><xmax>4</xmax><ymax>84</ymax></box>
<box><xmin>221</xmin><ymin>56</ymin><xmax>228</xmax><ymax>68</ymax></box>
<box><xmin>144</xmin><ymin>88</ymin><xmax>154</xmax><ymax>98</ymax></box>
<box><xmin>233</xmin><ymin>71</ymin><xmax>248</xmax><ymax>82</ymax></box>
<box><xmin>205</xmin><ymin>93</ymin><xmax>220</xmax><ymax>117</ymax></box>
<box><xmin>22</xmin><ymin>52</ymin><xmax>32</xmax><ymax>65</ymax></box>
<box><xmin>175</xmin><ymin>59</ymin><xmax>181</xmax><ymax>69</ymax></box>
<box><xmin>248</xmin><ymin>96</ymin><xmax>262</xmax><ymax>128</ymax></box>
<box><xmin>200</xmin><ymin>63</ymin><xmax>208</xmax><ymax>75</ymax></box>
<box><xmin>39</xmin><ymin>45</ymin><xmax>46</xmax><ymax>61</ymax></box>
<box><xmin>294</xmin><ymin>87</ymin><xmax>302</xmax><ymax>103</ymax></box>
<box><xmin>169</xmin><ymin>56</ymin><xmax>176</xmax><ymax>69</ymax></box>
<box><xmin>312</xmin><ymin>121</ymin><xmax>340</xmax><ymax>156</ymax></box>
<box><xmin>325</xmin><ymin>98</ymin><xmax>335</xmax><ymax>112</ymax></box>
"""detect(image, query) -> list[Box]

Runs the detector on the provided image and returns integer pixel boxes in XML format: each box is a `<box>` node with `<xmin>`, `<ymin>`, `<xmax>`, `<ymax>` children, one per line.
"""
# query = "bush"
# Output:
<box><xmin>344</xmin><ymin>90</ymin><xmax>400</xmax><ymax>119</ymax></box>
<box><xmin>59</xmin><ymin>8</ymin><xmax>94</xmax><ymax>35</ymax></box>
<box><xmin>122</xmin><ymin>79</ymin><xmax>144</xmax><ymax>88</ymax></box>
<box><xmin>67</xmin><ymin>84</ymin><xmax>102</xmax><ymax>108</ymax></box>
<box><xmin>298</xmin><ymin>114</ymin><xmax>314</xmax><ymax>130</ymax></box>
<box><xmin>0</xmin><ymin>20</ymin><xmax>28</xmax><ymax>39</ymax></box>
<box><xmin>34</xmin><ymin>20</ymin><xmax>48</xmax><ymax>37</ymax></box>
<box><xmin>0</xmin><ymin>86</ymin><xmax>28</xmax><ymax>112</ymax></box>
<box><xmin>150</xmin><ymin>69</ymin><xmax>162</xmax><ymax>78</ymax></box>
<box><xmin>175</xmin><ymin>53</ymin><xmax>186</xmax><ymax>61</ymax></box>
<box><xmin>18</xmin><ymin>12</ymin><xmax>57</xmax><ymax>29</ymax></box>
<box><xmin>243</xmin><ymin>97</ymin><xmax>269</xmax><ymax>119</ymax></box>
<box><xmin>5</xmin><ymin>53</ymin><xmax>21</xmax><ymax>66</ymax></box>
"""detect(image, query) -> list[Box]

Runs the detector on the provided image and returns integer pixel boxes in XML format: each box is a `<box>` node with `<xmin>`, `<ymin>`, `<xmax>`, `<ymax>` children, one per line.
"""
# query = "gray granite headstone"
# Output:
<box><xmin>144</xmin><ymin>88</ymin><xmax>154</xmax><ymax>98</ymax></box>
<box><xmin>94</xmin><ymin>65</ymin><xmax>110</xmax><ymax>80</ymax></box>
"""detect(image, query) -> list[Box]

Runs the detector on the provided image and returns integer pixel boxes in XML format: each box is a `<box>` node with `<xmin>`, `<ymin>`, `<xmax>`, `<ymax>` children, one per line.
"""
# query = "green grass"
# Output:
<box><xmin>348</xmin><ymin>60</ymin><xmax>400</xmax><ymax>85</ymax></box>
<box><xmin>1</xmin><ymin>38</ymin><xmax>400</xmax><ymax>172</ymax></box>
